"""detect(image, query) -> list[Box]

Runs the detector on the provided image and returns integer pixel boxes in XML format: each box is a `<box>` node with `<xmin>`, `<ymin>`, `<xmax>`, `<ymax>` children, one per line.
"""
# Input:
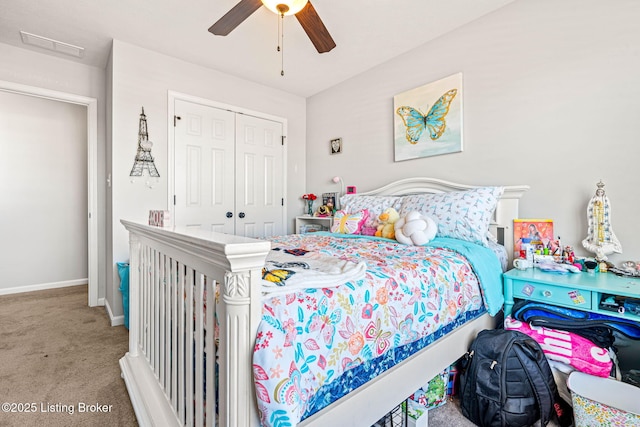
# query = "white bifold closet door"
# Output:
<box><xmin>173</xmin><ymin>99</ymin><xmax>285</xmax><ymax>238</ymax></box>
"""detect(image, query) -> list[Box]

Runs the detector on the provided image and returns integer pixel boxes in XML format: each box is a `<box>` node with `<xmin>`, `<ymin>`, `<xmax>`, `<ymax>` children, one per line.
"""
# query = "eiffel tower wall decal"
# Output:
<box><xmin>130</xmin><ymin>107</ymin><xmax>160</xmax><ymax>178</ymax></box>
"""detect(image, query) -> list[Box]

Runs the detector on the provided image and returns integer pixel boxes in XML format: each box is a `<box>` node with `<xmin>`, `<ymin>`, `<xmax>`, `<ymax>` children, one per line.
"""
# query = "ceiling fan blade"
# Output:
<box><xmin>208</xmin><ymin>0</ymin><xmax>263</xmax><ymax>36</ymax></box>
<box><xmin>295</xmin><ymin>1</ymin><xmax>336</xmax><ymax>53</ymax></box>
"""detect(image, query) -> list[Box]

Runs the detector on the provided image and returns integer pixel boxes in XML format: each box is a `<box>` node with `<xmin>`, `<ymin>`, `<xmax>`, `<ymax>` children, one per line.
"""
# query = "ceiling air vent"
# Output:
<box><xmin>20</xmin><ymin>31</ymin><xmax>84</xmax><ymax>58</ymax></box>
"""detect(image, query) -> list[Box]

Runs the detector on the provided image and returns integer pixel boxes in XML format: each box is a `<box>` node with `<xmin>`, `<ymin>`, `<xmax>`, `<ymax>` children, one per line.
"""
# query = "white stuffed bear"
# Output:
<box><xmin>394</xmin><ymin>211</ymin><xmax>438</xmax><ymax>246</ymax></box>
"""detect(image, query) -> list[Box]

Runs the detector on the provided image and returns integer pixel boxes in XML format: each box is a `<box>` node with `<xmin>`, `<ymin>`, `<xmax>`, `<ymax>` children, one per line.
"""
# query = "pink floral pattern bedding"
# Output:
<box><xmin>253</xmin><ymin>234</ymin><xmax>490</xmax><ymax>427</ymax></box>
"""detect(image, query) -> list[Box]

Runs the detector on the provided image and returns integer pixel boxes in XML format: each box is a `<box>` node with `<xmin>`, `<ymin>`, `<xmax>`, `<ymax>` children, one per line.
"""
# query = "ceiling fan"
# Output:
<box><xmin>208</xmin><ymin>0</ymin><xmax>336</xmax><ymax>53</ymax></box>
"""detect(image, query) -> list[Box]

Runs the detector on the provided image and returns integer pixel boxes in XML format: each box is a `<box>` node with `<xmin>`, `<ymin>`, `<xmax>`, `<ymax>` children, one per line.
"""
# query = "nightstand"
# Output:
<box><xmin>295</xmin><ymin>216</ymin><xmax>333</xmax><ymax>234</ymax></box>
<box><xmin>503</xmin><ymin>268</ymin><xmax>640</xmax><ymax>322</ymax></box>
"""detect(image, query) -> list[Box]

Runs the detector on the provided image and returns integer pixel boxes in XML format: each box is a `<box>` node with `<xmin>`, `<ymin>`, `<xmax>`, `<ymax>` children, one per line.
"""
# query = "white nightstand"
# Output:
<box><xmin>295</xmin><ymin>216</ymin><xmax>333</xmax><ymax>234</ymax></box>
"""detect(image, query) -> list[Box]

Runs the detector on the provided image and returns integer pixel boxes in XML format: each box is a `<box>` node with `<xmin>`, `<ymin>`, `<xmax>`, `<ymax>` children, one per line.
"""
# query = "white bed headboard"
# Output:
<box><xmin>354</xmin><ymin>177</ymin><xmax>530</xmax><ymax>261</ymax></box>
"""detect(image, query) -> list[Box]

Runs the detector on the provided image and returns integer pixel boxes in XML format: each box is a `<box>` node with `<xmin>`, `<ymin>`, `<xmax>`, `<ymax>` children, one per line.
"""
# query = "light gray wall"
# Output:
<box><xmin>306</xmin><ymin>0</ymin><xmax>640</xmax><ymax>264</ymax></box>
<box><xmin>0</xmin><ymin>91</ymin><xmax>87</xmax><ymax>290</ymax></box>
<box><xmin>0</xmin><ymin>42</ymin><xmax>107</xmax><ymax>299</ymax></box>
<box><xmin>108</xmin><ymin>40</ymin><xmax>307</xmax><ymax>318</ymax></box>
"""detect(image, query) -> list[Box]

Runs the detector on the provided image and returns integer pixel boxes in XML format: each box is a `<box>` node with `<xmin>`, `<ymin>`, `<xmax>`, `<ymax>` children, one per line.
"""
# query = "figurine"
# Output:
<box><xmin>582</xmin><ymin>181</ymin><xmax>622</xmax><ymax>262</ymax></box>
<box><xmin>563</xmin><ymin>245</ymin><xmax>575</xmax><ymax>264</ymax></box>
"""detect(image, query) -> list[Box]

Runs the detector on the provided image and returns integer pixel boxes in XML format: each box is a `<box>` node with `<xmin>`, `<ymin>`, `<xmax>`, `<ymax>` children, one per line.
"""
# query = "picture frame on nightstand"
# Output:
<box><xmin>322</xmin><ymin>192</ymin><xmax>340</xmax><ymax>212</ymax></box>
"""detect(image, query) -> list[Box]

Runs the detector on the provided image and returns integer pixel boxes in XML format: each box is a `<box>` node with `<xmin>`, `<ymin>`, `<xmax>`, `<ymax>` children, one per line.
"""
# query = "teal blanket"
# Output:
<box><xmin>425</xmin><ymin>237</ymin><xmax>504</xmax><ymax>315</ymax></box>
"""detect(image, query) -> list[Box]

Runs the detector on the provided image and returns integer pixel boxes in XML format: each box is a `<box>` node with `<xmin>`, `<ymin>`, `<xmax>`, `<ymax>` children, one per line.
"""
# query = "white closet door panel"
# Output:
<box><xmin>241</xmin><ymin>222</ymin><xmax>258</xmax><ymax>239</ymax></box>
<box><xmin>235</xmin><ymin>114</ymin><xmax>284</xmax><ymax>238</ymax></box>
<box><xmin>175</xmin><ymin>100</ymin><xmax>235</xmax><ymax>233</ymax></box>
<box><xmin>186</xmin><ymin>145</ymin><xmax>202</xmax><ymax>206</ymax></box>
<box><xmin>211</xmin><ymin>148</ymin><xmax>226</xmax><ymax>205</ymax></box>
<box><xmin>263</xmin><ymin>155</ymin><xmax>276</xmax><ymax>206</ymax></box>
<box><xmin>242</xmin><ymin>153</ymin><xmax>256</xmax><ymax>206</ymax></box>
<box><xmin>263</xmin><ymin>222</ymin><xmax>276</xmax><ymax>238</ymax></box>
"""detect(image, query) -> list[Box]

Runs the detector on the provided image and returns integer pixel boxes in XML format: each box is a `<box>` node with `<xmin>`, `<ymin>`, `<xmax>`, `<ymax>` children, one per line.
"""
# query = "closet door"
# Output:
<box><xmin>173</xmin><ymin>99</ymin><xmax>286</xmax><ymax>237</ymax></box>
<box><xmin>174</xmin><ymin>100</ymin><xmax>235</xmax><ymax>233</ymax></box>
<box><xmin>235</xmin><ymin>114</ymin><xmax>285</xmax><ymax>238</ymax></box>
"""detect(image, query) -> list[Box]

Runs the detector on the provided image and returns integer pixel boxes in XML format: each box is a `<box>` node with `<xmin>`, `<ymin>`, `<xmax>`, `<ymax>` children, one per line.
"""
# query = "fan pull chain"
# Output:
<box><xmin>277</xmin><ymin>12</ymin><xmax>281</xmax><ymax>54</ymax></box>
<box><xmin>279</xmin><ymin>12</ymin><xmax>285</xmax><ymax>76</ymax></box>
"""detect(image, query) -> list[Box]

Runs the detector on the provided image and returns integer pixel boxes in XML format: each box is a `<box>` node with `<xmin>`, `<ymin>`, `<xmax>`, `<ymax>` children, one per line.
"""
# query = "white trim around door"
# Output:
<box><xmin>0</xmin><ymin>80</ymin><xmax>100</xmax><ymax>307</ymax></box>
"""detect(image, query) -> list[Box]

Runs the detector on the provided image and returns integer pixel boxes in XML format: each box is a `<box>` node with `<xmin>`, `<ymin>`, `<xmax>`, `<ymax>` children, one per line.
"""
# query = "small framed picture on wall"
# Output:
<box><xmin>330</xmin><ymin>138</ymin><xmax>342</xmax><ymax>155</ymax></box>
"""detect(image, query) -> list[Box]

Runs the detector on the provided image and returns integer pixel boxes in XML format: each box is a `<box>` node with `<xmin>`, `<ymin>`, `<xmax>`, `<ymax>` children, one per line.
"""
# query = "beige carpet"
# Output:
<box><xmin>0</xmin><ymin>285</ymin><xmax>562</xmax><ymax>427</ymax></box>
<box><xmin>0</xmin><ymin>285</ymin><xmax>137</xmax><ymax>427</ymax></box>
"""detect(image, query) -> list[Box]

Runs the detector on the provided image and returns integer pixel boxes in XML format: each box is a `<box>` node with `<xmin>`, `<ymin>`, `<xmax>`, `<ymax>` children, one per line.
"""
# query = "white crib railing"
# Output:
<box><xmin>120</xmin><ymin>220</ymin><xmax>270</xmax><ymax>427</ymax></box>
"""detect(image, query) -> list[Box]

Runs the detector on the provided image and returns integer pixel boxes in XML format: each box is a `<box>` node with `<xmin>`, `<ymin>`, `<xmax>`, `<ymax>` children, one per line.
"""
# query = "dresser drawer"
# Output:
<box><xmin>513</xmin><ymin>281</ymin><xmax>592</xmax><ymax>310</ymax></box>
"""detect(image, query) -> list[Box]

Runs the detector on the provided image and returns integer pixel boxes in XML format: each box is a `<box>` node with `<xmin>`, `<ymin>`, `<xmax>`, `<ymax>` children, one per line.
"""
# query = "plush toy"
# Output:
<box><xmin>375</xmin><ymin>207</ymin><xmax>400</xmax><ymax>239</ymax></box>
<box><xmin>395</xmin><ymin>211</ymin><xmax>438</xmax><ymax>246</ymax></box>
<box><xmin>315</xmin><ymin>205</ymin><xmax>331</xmax><ymax>217</ymax></box>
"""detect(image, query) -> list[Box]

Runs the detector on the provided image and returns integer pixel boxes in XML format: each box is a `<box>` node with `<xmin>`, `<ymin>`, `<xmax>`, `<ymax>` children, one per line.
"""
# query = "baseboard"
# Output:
<box><xmin>0</xmin><ymin>279</ymin><xmax>87</xmax><ymax>296</ymax></box>
<box><xmin>105</xmin><ymin>298</ymin><xmax>125</xmax><ymax>327</ymax></box>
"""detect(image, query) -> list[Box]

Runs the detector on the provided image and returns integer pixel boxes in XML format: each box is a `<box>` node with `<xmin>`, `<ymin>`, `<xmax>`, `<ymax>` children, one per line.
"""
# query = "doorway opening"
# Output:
<box><xmin>0</xmin><ymin>80</ymin><xmax>99</xmax><ymax>306</ymax></box>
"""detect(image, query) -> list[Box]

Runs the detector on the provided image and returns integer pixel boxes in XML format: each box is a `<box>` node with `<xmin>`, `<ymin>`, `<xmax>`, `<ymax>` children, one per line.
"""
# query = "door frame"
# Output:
<box><xmin>167</xmin><ymin>91</ymin><xmax>288</xmax><ymax>232</ymax></box>
<box><xmin>0</xmin><ymin>80</ymin><xmax>99</xmax><ymax>307</ymax></box>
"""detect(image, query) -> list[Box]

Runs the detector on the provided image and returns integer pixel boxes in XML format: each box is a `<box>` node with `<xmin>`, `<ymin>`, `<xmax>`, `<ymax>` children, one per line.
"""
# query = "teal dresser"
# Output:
<box><xmin>503</xmin><ymin>268</ymin><xmax>640</xmax><ymax>321</ymax></box>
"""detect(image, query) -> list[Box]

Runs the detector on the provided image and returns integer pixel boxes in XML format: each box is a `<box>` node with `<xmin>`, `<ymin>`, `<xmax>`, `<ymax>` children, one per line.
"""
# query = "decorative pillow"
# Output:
<box><xmin>330</xmin><ymin>209</ymin><xmax>369</xmax><ymax>234</ymax></box>
<box><xmin>395</xmin><ymin>211</ymin><xmax>438</xmax><ymax>246</ymax></box>
<box><xmin>340</xmin><ymin>195</ymin><xmax>403</xmax><ymax>233</ymax></box>
<box><xmin>398</xmin><ymin>187</ymin><xmax>504</xmax><ymax>246</ymax></box>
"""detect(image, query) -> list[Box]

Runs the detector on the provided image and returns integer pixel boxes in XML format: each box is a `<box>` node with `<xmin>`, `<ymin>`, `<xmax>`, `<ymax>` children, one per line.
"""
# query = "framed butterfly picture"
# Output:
<box><xmin>394</xmin><ymin>72</ymin><xmax>463</xmax><ymax>161</ymax></box>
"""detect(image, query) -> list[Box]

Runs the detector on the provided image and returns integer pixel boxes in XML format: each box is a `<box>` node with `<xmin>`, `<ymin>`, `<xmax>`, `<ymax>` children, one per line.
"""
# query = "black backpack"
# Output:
<box><xmin>459</xmin><ymin>329</ymin><xmax>559</xmax><ymax>427</ymax></box>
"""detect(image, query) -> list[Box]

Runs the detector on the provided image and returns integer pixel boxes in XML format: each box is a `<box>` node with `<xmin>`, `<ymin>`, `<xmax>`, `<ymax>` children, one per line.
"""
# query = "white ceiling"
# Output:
<box><xmin>0</xmin><ymin>0</ymin><xmax>514</xmax><ymax>97</ymax></box>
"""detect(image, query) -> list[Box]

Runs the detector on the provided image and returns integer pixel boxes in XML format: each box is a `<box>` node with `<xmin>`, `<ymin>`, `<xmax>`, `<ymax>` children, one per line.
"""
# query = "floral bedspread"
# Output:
<box><xmin>253</xmin><ymin>234</ymin><xmax>497</xmax><ymax>427</ymax></box>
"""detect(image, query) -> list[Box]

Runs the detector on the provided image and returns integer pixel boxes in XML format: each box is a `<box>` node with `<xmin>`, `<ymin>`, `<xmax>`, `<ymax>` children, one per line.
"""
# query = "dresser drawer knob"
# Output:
<box><xmin>542</xmin><ymin>290</ymin><xmax>552</xmax><ymax>298</ymax></box>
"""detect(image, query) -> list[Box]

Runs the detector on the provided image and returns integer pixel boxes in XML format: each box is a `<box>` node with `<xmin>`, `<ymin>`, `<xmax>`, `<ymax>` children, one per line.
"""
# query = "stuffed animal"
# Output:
<box><xmin>375</xmin><ymin>207</ymin><xmax>400</xmax><ymax>239</ymax></box>
<box><xmin>395</xmin><ymin>211</ymin><xmax>438</xmax><ymax>246</ymax></box>
<box><xmin>315</xmin><ymin>205</ymin><xmax>331</xmax><ymax>217</ymax></box>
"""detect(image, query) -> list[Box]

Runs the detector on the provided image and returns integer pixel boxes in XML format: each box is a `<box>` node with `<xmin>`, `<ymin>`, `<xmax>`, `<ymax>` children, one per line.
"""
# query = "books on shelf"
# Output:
<box><xmin>300</xmin><ymin>223</ymin><xmax>327</xmax><ymax>233</ymax></box>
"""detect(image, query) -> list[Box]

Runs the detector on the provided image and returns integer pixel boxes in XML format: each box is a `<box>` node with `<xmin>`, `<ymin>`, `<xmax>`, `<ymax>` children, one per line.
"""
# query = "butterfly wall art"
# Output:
<box><xmin>393</xmin><ymin>73</ymin><xmax>463</xmax><ymax>161</ymax></box>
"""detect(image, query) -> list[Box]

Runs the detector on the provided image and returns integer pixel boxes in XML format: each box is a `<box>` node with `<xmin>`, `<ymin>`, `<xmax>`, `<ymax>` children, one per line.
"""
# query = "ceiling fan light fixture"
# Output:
<box><xmin>261</xmin><ymin>0</ymin><xmax>308</xmax><ymax>16</ymax></box>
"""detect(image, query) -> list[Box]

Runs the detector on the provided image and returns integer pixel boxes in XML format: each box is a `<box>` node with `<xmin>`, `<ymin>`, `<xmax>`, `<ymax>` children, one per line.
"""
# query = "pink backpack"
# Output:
<box><xmin>505</xmin><ymin>316</ymin><xmax>612</xmax><ymax>377</ymax></box>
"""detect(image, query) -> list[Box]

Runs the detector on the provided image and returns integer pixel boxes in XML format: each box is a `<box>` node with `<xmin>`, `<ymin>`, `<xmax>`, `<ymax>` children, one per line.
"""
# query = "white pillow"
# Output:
<box><xmin>398</xmin><ymin>187</ymin><xmax>504</xmax><ymax>246</ymax></box>
<box><xmin>395</xmin><ymin>211</ymin><xmax>438</xmax><ymax>246</ymax></box>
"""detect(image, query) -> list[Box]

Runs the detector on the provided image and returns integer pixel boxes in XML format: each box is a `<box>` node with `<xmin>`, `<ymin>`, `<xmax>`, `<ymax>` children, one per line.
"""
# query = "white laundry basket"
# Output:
<box><xmin>567</xmin><ymin>371</ymin><xmax>640</xmax><ymax>426</ymax></box>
